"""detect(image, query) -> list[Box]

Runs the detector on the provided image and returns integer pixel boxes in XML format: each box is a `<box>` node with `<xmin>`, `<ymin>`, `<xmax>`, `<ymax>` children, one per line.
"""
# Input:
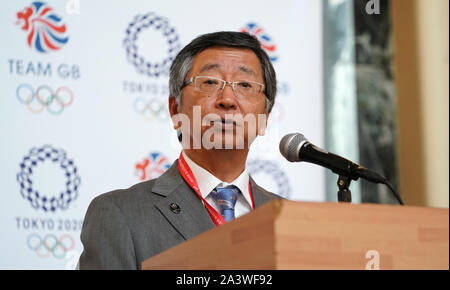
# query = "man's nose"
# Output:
<box><xmin>215</xmin><ymin>83</ymin><xmax>237</xmax><ymax>110</ymax></box>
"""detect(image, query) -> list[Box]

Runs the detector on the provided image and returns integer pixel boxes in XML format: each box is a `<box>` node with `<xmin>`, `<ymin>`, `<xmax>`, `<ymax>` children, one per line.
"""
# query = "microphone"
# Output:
<box><xmin>279</xmin><ymin>133</ymin><xmax>404</xmax><ymax>205</ymax></box>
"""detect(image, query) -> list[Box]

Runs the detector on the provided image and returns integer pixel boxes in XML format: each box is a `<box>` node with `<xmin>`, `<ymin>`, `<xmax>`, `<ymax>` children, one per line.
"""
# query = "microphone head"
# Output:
<box><xmin>279</xmin><ymin>133</ymin><xmax>308</xmax><ymax>162</ymax></box>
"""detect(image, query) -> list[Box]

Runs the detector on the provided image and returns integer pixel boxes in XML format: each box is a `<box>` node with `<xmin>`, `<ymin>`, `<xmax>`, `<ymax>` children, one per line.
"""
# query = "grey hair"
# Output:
<box><xmin>169</xmin><ymin>31</ymin><xmax>276</xmax><ymax>113</ymax></box>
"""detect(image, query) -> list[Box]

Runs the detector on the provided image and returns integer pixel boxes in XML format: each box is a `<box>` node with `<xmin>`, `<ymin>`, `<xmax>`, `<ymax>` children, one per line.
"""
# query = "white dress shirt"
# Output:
<box><xmin>181</xmin><ymin>151</ymin><xmax>253</xmax><ymax>219</ymax></box>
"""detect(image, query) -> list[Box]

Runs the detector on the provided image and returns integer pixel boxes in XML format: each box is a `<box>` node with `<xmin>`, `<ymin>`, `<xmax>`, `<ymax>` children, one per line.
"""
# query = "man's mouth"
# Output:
<box><xmin>216</xmin><ymin>119</ymin><xmax>235</xmax><ymax>131</ymax></box>
<box><xmin>205</xmin><ymin>117</ymin><xmax>240</xmax><ymax>131</ymax></box>
<box><xmin>221</xmin><ymin>119</ymin><xmax>235</xmax><ymax>125</ymax></box>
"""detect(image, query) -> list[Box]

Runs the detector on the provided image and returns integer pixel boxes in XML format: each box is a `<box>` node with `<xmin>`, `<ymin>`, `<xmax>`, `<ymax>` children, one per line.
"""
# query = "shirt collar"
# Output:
<box><xmin>181</xmin><ymin>151</ymin><xmax>251</xmax><ymax>205</ymax></box>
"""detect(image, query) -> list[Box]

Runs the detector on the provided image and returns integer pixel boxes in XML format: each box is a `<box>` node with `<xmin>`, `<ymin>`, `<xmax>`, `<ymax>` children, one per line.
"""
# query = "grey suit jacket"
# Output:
<box><xmin>79</xmin><ymin>160</ymin><xmax>280</xmax><ymax>269</ymax></box>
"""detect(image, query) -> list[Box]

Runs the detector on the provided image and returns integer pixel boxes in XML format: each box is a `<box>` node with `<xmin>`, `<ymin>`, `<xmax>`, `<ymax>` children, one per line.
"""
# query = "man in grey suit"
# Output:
<box><xmin>79</xmin><ymin>31</ymin><xmax>280</xmax><ymax>269</ymax></box>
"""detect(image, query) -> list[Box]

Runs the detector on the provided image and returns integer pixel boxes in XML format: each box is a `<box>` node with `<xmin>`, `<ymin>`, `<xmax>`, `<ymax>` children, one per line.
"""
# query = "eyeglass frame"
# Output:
<box><xmin>180</xmin><ymin>75</ymin><xmax>266</xmax><ymax>98</ymax></box>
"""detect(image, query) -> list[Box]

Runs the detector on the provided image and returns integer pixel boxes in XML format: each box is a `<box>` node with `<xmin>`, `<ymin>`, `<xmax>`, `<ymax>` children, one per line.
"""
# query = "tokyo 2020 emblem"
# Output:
<box><xmin>17</xmin><ymin>145</ymin><xmax>81</xmax><ymax>212</ymax></box>
<box><xmin>123</xmin><ymin>12</ymin><xmax>181</xmax><ymax>77</ymax></box>
<box><xmin>16</xmin><ymin>1</ymin><xmax>69</xmax><ymax>53</ymax></box>
<box><xmin>247</xmin><ymin>159</ymin><xmax>291</xmax><ymax>198</ymax></box>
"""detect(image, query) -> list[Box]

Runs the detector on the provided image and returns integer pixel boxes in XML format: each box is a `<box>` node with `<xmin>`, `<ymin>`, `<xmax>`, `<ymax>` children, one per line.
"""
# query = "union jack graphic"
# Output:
<box><xmin>241</xmin><ymin>23</ymin><xmax>278</xmax><ymax>62</ymax></box>
<box><xmin>135</xmin><ymin>152</ymin><xmax>171</xmax><ymax>181</ymax></box>
<box><xmin>16</xmin><ymin>1</ymin><xmax>69</xmax><ymax>53</ymax></box>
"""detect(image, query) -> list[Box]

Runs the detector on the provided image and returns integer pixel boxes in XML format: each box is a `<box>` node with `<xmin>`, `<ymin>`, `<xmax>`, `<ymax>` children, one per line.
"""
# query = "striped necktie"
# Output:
<box><xmin>210</xmin><ymin>185</ymin><xmax>240</xmax><ymax>222</ymax></box>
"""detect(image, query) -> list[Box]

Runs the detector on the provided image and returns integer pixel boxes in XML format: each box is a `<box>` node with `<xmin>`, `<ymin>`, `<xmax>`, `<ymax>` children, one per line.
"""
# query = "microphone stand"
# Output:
<box><xmin>337</xmin><ymin>175</ymin><xmax>352</xmax><ymax>203</ymax></box>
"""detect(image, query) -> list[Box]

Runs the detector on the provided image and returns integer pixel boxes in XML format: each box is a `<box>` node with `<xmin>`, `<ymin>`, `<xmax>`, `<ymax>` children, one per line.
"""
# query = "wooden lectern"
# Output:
<box><xmin>142</xmin><ymin>200</ymin><xmax>449</xmax><ymax>270</ymax></box>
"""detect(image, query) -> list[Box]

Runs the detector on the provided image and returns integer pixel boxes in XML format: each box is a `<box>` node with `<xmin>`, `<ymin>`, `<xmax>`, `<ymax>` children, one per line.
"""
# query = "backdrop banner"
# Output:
<box><xmin>0</xmin><ymin>0</ymin><xmax>324</xmax><ymax>269</ymax></box>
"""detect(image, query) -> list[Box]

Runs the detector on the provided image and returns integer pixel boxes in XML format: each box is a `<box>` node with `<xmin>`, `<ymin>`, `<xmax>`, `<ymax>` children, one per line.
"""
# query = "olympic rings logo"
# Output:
<box><xmin>27</xmin><ymin>233</ymin><xmax>75</xmax><ymax>259</ymax></box>
<box><xmin>16</xmin><ymin>83</ymin><xmax>74</xmax><ymax>115</ymax></box>
<box><xmin>133</xmin><ymin>97</ymin><xmax>170</xmax><ymax>122</ymax></box>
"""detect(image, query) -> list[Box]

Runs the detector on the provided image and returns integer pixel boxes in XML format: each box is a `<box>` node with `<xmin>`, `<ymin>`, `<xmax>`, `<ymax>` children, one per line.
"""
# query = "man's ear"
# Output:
<box><xmin>258</xmin><ymin>112</ymin><xmax>270</xmax><ymax>136</ymax></box>
<box><xmin>169</xmin><ymin>97</ymin><xmax>180</xmax><ymax>129</ymax></box>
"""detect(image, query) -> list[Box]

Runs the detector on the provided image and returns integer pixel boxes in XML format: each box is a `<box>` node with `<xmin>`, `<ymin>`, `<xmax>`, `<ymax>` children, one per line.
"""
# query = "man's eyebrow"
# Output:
<box><xmin>237</xmin><ymin>65</ymin><xmax>256</xmax><ymax>76</ymax></box>
<box><xmin>198</xmin><ymin>63</ymin><xmax>257</xmax><ymax>76</ymax></box>
<box><xmin>199</xmin><ymin>63</ymin><xmax>221</xmax><ymax>74</ymax></box>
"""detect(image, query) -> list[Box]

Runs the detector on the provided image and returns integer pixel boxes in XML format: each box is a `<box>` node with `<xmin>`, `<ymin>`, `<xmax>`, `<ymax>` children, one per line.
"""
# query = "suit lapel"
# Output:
<box><xmin>151</xmin><ymin>161</ymin><xmax>215</xmax><ymax>240</ymax></box>
<box><xmin>249</xmin><ymin>176</ymin><xmax>278</xmax><ymax>207</ymax></box>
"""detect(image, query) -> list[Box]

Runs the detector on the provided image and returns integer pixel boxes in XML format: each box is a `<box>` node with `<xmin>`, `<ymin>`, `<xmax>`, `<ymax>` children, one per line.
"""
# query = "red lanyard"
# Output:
<box><xmin>177</xmin><ymin>152</ymin><xmax>254</xmax><ymax>226</ymax></box>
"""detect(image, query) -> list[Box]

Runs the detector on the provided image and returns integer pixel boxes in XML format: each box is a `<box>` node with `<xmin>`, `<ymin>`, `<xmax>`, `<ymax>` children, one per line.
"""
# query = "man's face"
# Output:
<box><xmin>170</xmin><ymin>46</ymin><xmax>269</xmax><ymax>150</ymax></box>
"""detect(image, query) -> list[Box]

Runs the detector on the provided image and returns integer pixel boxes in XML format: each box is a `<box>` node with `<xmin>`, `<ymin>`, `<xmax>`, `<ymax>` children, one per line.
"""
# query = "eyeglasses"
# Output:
<box><xmin>181</xmin><ymin>76</ymin><xmax>265</xmax><ymax>98</ymax></box>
